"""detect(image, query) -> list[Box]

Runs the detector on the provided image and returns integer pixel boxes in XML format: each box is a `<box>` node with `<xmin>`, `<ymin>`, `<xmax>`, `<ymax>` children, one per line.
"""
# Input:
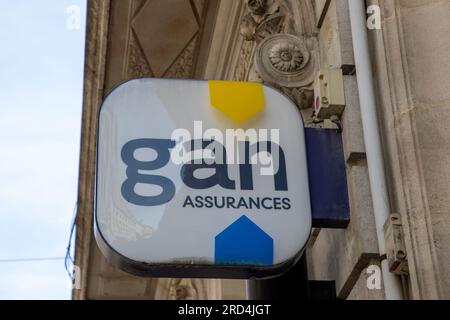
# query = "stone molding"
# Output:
<box><xmin>73</xmin><ymin>0</ymin><xmax>111</xmax><ymax>300</ymax></box>
<box><xmin>369</xmin><ymin>0</ymin><xmax>449</xmax><ymax>299</ymax></box>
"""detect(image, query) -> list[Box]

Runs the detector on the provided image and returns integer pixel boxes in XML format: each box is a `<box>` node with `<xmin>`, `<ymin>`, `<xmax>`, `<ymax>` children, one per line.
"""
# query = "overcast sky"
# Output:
<box><xmin>0</xmin><ymin>0</ymin><xmax>86</xmax><ymax>299</ymax></box>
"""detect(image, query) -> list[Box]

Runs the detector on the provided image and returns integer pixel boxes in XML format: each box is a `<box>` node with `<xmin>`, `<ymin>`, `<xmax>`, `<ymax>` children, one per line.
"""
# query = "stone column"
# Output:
<box><xmin>73</xmin><ymin>0</ymin><xmax>231</xmax><ymax>300</ymax></box>
<box><xmin>370</xmin><ymin>0</ymin><xmax>450</xmax><ymax>299</ymax></box>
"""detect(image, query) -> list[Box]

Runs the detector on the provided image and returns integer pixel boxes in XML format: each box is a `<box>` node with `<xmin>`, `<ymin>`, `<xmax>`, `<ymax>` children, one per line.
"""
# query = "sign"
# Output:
<box><xmin>95</xmin><ymin>79</ymin><xmax>312</xmax><ymax>278</ymax></box>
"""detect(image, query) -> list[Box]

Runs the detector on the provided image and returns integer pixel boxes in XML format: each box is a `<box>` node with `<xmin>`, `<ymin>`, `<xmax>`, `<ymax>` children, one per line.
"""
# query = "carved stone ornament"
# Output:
<box><xmin>247</xmin><ymin>0</ymin><xmax>267</xmax><ymax>16</ymax></box>
<box><xmin>240</xmin><ymin>12</ymin><xmax>285</xmax><ymax>42</ymax></box>
<box><xmin>255</xmin><ymin>33</ymin><xmax>312</xmax><ymax>88</ymax></box>
<box><xmin>269</xmin><ymin>41</ymin><xmax>306</xmax><ymax>72</ymax></box>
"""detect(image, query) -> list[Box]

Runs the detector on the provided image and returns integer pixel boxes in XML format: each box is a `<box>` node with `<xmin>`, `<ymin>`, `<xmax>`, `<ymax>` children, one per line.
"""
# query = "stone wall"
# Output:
<box><xmin>74</xmin><ymin>0</ymin><xmax>450</xmax><ymax>300</ymax></box>
<box><xmin>305</xmin><ymin>0</ymin><xmax>384</xmax><ymax>300</ymax></box>
<box><xmin>73</xmin><ymin>0</ymin><xmax>246</xmax><ymax>300</ymax></box>
<box><xmin>182</xmin><ymin>0</ymin><xmax>386</xmax><ymax>299</ymax></box>
<box><xmin>309</xmin><ymin>0</ymin><xmax>450</xmax><ymax>300</ymax></box>
<box><xmin>368</xmin><ymin>0</ymin><xmax>450</xmax><ymax>299</ymax></box>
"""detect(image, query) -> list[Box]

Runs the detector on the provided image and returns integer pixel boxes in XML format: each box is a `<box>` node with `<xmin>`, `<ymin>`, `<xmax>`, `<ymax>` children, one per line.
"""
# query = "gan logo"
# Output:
<box><xmin>95</xmin><ymin>79</ymin><xmax>312</xmax><ymax>279</ymax></box>
<box><xmin>120</xmin><ymin>138</ymin><xmax>288</xmax><ymax>207</ymax></box>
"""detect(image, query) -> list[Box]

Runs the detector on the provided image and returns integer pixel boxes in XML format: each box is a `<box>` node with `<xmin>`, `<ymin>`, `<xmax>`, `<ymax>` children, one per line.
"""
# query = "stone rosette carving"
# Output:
<box><xmin>255</xmin><ymin>33</ymin><xmax>312</xmax><ymax>88</ymax></box>
<box><xmin>269</xmin><ymin>41</ymin><xmax>305</xmax><ymax>72</ymax></box>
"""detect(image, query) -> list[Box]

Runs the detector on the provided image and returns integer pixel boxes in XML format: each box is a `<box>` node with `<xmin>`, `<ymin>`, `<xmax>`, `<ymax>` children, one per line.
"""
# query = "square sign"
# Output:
<box><xmin>95</xmin><ymin>78</ymin><xmax>312</xmax><ymax>279</ymax></box>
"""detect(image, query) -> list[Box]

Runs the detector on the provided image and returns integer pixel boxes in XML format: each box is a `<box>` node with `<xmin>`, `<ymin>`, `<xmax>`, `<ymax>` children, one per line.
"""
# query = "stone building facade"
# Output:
<box><xmin>73</xmin><ymin>0</ymin><xmax>450</xmax><ymax>299</ymax></box>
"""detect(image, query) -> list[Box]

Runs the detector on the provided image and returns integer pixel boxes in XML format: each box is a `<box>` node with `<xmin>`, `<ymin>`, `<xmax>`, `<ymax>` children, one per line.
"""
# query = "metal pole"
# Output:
<box><xmin>348</xmin><ymin>0</ymin><xmax>403</xmax><ymax>299</ymax></box>
<box><xmin>246</xmin><ymin>254</ymin><xmax>309</xmax><ymax>300</ymax></box>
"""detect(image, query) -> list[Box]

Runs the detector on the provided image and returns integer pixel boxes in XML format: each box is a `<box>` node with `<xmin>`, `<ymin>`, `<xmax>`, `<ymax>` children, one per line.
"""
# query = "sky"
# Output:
<box><xmin>0</xmin><ymin>0</ymin><xmax>87</xmax><ymax>299</ymax></box>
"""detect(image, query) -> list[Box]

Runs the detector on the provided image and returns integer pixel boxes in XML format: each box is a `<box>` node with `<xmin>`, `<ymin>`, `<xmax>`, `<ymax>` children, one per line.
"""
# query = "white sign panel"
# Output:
<box><xmin>95</xmin><ymin>78</ymin><xmax>311</xmax><ymax>278</ymax></box>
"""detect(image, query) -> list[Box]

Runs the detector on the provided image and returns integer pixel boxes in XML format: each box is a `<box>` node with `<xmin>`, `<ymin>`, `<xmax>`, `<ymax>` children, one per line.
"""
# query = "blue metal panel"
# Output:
<box><xmin>305</xmin><ymin>128</ymin><xmax>350</xmax><ymax>229</ymax></box>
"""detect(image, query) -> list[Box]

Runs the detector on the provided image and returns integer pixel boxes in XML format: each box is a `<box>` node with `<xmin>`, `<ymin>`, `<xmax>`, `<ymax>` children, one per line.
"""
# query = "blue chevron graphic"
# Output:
<box><xmin>214</xmin><ymin>215</ymin><xmax>274</xmax><ymax>265</ymax></box>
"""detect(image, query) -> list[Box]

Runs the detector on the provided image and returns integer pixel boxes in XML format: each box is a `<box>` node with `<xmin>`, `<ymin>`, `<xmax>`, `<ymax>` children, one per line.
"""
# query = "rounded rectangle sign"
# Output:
<box><xmin>95</xmin><ymin>78</ymin><xmax>312</xmax><ymax>279</ymax></box>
